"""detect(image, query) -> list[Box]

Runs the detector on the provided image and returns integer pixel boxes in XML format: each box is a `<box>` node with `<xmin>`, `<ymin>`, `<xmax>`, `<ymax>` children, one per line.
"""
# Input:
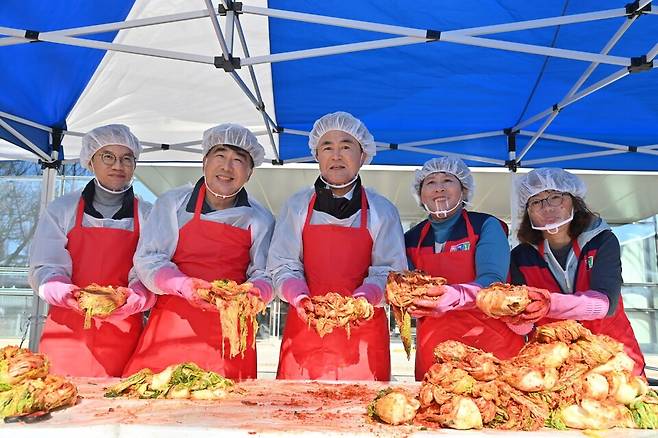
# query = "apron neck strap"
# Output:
<box><xmin>75</xmin><ymin>197</ymin><xmax>86</xmax><ymax>228</ymax></box>
<box><xmin>195</xmin><ymin>184</ymin><xmax>207</xmax><ymax>218</ymax></box>
<box><xmin>359</xmin><ymin>188</ymin><xmax>368</xmax><ymax>229</ymax></box>
<box><xmin>132</xmin><ymin>197</ymin><xmax>140</xmax><ymax>233</ymax></box>
<box><xmin>462</xmin><ymin>209</ymin><xmax>475</xmax><ymax>240</ymax></box>
<box><xmin>305</xmin><ymin>193</ymin><xmax>317</xmax><ymax>228</ymax></box>
<box><xmin>417</xmin><ymin>221</ymin><xmax>432</xmax><ymax>253</ymax></box>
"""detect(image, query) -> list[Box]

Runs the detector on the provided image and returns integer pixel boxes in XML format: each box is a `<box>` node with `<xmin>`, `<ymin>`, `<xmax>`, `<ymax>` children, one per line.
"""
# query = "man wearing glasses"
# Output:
<box><xmin>29</xmin><ymin>124</ymin><xmax>155</xmax><ymax>377</ymax></box>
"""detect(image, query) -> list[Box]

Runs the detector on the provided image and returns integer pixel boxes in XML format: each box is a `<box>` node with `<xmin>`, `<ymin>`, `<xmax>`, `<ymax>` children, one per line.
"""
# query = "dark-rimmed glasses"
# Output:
<box><xmin>527</xmin><ymin>192</ymin><xmax>567</xmax><ymax>212</ymax></box>
<box><xmin>96</xmin><ymin>152</ymin><xmax>136</xmax><ymax>167</ymax></box>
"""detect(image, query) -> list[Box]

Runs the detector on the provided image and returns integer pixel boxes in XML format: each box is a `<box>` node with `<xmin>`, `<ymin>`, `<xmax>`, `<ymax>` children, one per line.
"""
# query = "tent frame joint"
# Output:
<box><xmin>38</xmin><ymin>159</ymin><xmax>62</xmax><ymax>171</ymax></box>
<box><xmin>505</xmin><ymin>159</ymin><xmax>519</xmax><ymax>172</ymax></box>
<box><xmin>214</xmin><ymin>55</ymin><xmax>241</xmax><ymax>71</ymax></box>
<box><xmin>389</xmin><ymin>143</ymin><xmax>398</xmax><ymax>150</ymax></box>
<box><xmin>24</xmin><ymin>30</ymin><xmax>40</xmax><ymax>41</ymax></box>
<box><xmin>218</xmin><ymin>1</ymin><xmax>243</xmax><ymax>16</ymax></box>
<box><xmin>628</xmin><ymin>55</ymin><xmax>653</xmax><ymax>73</ymax></box>
<box><xmin>625</xmin><ymin>0</ymin><xmax>651</xmax><ymax>18</ymax></box>
<box><xmin>425</xmin><ymin>29</ymin><xmax>441</xmax><ymax>40</ymax></box>
<box><xmin>504</xmin><ymin>128</ymin><xmax>518</xmax><ymax>172</ymax></box>
<box><xmin>628</xmin><ymin>146</ymin><xmax>638</xmax><ymax>152</ymax></box>
<box><xmin>161</xmin><ymin>143</ymin><xmax>170</xmax><ymax>150</ymax></box>
<box><xmin>272</xmin><ymin>159</ymin><xmax>284</xmax><ymax>165</ymax></box>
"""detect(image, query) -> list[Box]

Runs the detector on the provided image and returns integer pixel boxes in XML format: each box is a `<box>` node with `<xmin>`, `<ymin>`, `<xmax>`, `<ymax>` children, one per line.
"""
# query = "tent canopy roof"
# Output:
<box><xmin>1</xmin><ymin>1</ymin><xmax>657</xmax><ymax>172</ymax></box>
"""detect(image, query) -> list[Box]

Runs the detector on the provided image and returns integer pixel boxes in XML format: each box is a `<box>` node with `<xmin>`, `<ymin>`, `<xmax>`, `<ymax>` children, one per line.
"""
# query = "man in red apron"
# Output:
<box><xmin>123</xmin><ymin>124</ymin><xmax>274</xmax><ymax>380</ymax></box>
<box><xmin>404</xmin><ymin>157</ymin><xmax>525</xmax><ymax>380</ymax></box>
<box><xmin>268</xmin><ymin>112</ymin><xmax>407</xmax><ymax>381</ymax></box>
<box><xmin>29</xmin><ymin>124</ymin><xmax>155</xmax><ymax>377</ymax></box>
<box><xmin>509</xmin><ymin>168</ymin><xmax>645</xmax><ymax>376</ymax></box>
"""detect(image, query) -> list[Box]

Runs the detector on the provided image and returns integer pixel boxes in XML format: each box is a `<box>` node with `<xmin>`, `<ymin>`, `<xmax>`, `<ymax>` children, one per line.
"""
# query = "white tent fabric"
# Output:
<box><xmin>67</xmin><ymin>0</ymin><xmax>277</xmax><ymax>163</ymax></box>
<box><xmin>0</xmin><ymin>0</ymin><xmax>276</xmax><ymax>163</ymax></box>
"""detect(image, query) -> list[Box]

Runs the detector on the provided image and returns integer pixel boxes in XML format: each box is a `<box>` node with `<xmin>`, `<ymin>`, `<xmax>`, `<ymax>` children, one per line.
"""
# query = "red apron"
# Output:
<box><xmin>277</xmin><ymin>189</ymin><xmax>391</xmax><ymax>381</ymax></box>
<box><xmin>39</xmin><ymin>197</ymin><xmax>143</xmax><ymax>377</ymax></box>
<box><xmin>123</xmin><ymin>185</ymin><xmax>255</xmax><ymax>379</ymax></box>
<box><xmin>411</xmin><ymin>211</ymin><xmax>525</xmax><ymax>381</ymax></box>
<box><xmin>533</xmin><ymin>240</ymin><xmax>645</xmax><ymax>376</ymax></box>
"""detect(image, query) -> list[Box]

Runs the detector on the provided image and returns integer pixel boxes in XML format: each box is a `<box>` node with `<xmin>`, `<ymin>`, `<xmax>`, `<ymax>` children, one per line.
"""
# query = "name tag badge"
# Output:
<box><xmin>587</xmin><ymin>255</ymin><xmax>594</xmax><ymax>270</ymax></box>
<box><xmin>450</xmin><ymin>242</ymin><xmax>471</xmax><ymax>252</ymax></box>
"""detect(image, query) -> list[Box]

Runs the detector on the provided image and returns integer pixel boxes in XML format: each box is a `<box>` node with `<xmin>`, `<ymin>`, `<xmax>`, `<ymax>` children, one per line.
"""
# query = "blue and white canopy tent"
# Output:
<box><xmin>1</xmin><ymin>0</ymin><xmax>657</xmax><ymax>347</ymax></box>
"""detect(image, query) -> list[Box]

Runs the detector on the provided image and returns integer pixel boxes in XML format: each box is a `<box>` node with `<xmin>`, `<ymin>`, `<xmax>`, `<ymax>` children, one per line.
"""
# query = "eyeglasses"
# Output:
<box><xmin>96</xmin><ymin>152</ymin><xmax>136</xmax><ymax>167</ymax></box>
<box><xmin>527</xmin><ymin>192</ymin><xmax>567</xmax><ymax>212</ymax></box>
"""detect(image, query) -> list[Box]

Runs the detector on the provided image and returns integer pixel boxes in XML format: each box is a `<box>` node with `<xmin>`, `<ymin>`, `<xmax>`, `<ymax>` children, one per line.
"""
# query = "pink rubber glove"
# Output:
<box><xmin>38</xmin><ymin>275</ymin><xmax>80</xmax><ymax>311</ymax></box>
<box><xmin>293</xmin><ymin>294</ymin><xmax>314</xmax><ymax>323</ymax></box>
<box><xmin>546</xmin><ymin>290</ymin><xmax>610</xmax><ymax>320</ymax></box>
<box><xmin>280</xmin><ymin>278</ymin><xmax>310</xmax><ymax>304</ymax></box>
<box><xmin>102</xmin><ymin>281</ymin><xmax>156</xmax><ymax>322</ymax></box>
<box><xmin>409</xmin><ymin>283</ymin><xmax>481</xmax><ymax>318</ymax></box>
<box><xmin>500</xmin><ymin>287</ymin><xmax>551</xmax><ymax>324</ymax></box>
<box><xmin>281</xmin><ymin>278</ymin><xmax>312</xmax><ymax>322</ymax></box>
<box><xmin>154</xmin><ymin>267</ymin><xmax>217</xmax><ymax>312</ymax></box>
<box><xmin>250</xmin><ymin>279</ymin><xmax>274</xmax><ymax>304</ymax></box>
<box><xmin>352</xmin><ymin>283</ymin><xmax>384</xmax><ymax>306</ymax></box>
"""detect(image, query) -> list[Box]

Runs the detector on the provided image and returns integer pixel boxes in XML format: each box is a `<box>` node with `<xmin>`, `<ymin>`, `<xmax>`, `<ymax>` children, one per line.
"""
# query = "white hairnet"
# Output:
<box><xmin>411</xmin><ymin>157</ymin><xmax>475</xmax><ymax>206</ymax></box>
<box><xmin>308</xmin><ymin>111</ymin><xmax>376</xmax><ymax>165</ymax></box>
<box><xmin>80</xmin><ymin>124</ymin><xmax>141</xmax><ymax>171</ymax></box>
<box><xmin>202</xmin><ymin>123</ymin><xmax>265</xmax><ymax>167</ymax></box>
<box><xmin>517</xmin><ymin>168</ymin><xmax>587</xmax><ymax>212</ymax></box>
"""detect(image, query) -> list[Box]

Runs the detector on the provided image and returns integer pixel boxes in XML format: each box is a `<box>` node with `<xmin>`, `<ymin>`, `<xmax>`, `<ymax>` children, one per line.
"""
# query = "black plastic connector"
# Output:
<box><xmin>214</xmin><ymin>55</ymin><xmax>241</xmax><ymax>72</ymax></box>
<box><xmin>505</xmin><ymin>128</ymin><xmax>517</xmax><ymax>149</ymax></box>
<box><xmin>218</xmin><ymin>1</ymin><xmax>243</xmax><ymax>16</ymax></box>
<box><xmin>425</xmin><ymin>29</ymin><xmax>441</xmax><ymax>41</ymax></box>
<box><xmin>505</xmin><ymin>159</ymin><xmax>518</xmax><ymax>172</ymax></box>
<box><xmin>39</xmin><ymin>159</ymin><xmax>62</xmax><ymax>170</ymax></box>
<box><xmin>628</xmin><ymin>55</ymin><xmax>653</xmax><ymax>73</ymax></box>
<box><xmin>161</xmin><ymin>143</ymin><xmax>170</xmax><ymax>150</ymax></box>
<box><xmin>552</xmin><ymin>103</ymin><xmax>561</xmax><ymax>113</ymax></box>
<box><xmin>625</xmin><ymin>0</ymin><xmax>651</xmax><ymax>18</ymax></box>
<box><xmin>271</xmin><ymin>159</ymin><xmax>284</xmax><ymax>165</ymax></box>
<box><xmin>255</xmin><ymin>102</ymin><xmax>265</xmax><ymax>111</ymax></box>
<box><xmin>628</xmin><ymin>146</ymin><xmax>638</xmax><ymax>152</ymax></box>
<box><xmin>504</xmin><ymin>128</ymin><xmax>517</xmax><ymax>172</ymax></box>
<box><xmin>273</xmin><ymin>125</ymin><xmax>283</xmax><ymax>134</ymax></box>
<box><xmin>389</xmin><ymin>143</ymin><xmax>398</xmax><ymax>150</ymax></box>
<box><xmin>24</xmin><ymin>30</ymin><xmax>39</xmax><ymax>41</ymax></box>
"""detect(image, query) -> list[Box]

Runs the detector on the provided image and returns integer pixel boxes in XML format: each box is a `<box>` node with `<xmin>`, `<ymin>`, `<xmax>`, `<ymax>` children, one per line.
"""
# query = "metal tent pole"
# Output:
<box><xmin>234</xmin><ymin>13</ymin><xmax>280</xmax><ymax>161</ymax></box>
<box><xmin>28</xmin><ymin>132</ymin><xmax>61</xmax><ymax>351</ymax></box>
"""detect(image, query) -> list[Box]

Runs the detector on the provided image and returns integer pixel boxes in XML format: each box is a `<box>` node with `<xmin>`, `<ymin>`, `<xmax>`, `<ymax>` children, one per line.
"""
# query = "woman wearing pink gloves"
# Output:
<box><xmin>405</xmin><ymin>157</ymin><xmax>525</xmax><ymax>380</ymax></box>
<box><xmin>122</xmin><ymin>124</ymin><xmax>274</xmax><ymax>379</ymax></box>
<box><xmin>267</xmin><ymin>112</ymin><xmax>407</xmax><ymax>381</ymax></box>
<box><xmin>28</xmin><ymin>124</ymin><xmax>155</xmax><ymax>377</ymax></box>
<box><xmin>510</xmin><ymin>168</ymin><xmax>645</xmax><ymax>375</ymax></box>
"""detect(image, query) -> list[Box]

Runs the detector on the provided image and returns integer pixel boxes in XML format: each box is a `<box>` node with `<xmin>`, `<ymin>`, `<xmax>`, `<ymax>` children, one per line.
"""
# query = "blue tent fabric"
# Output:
<box><xmin>269</xmin><ymin>0</ymin><xmax>658</xmax><ymax>170</ymax></box>
<box><xmin>0</xmin><ymin>1</ymin><xmax>656</xmax><ymax>170</ymax></box>
<box><xmin>0</xmin><ymin>0</ymin><xmax>135</xmax><ymax>158</ymax></box>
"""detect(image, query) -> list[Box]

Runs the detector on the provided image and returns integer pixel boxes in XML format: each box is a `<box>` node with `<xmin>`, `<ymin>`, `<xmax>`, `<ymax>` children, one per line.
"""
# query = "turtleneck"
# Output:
<box><xmin>80</xmin><ymin>179</ymin><xmax>135</xmax><ymax>220</ymax></box>
<box><xmin>92</xmin><ymin>179</ymin><xmax>124</xmax><ymax>218</ymax></box>
<box><xmin>428</xmin><ymin>205</ymin><xmax>464</xmax><ymax>243</ymax></box>
<box><xmin>313</xmin><ymin>175</ymin><xmax>365</xmax><ymax>219</ymax></box>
